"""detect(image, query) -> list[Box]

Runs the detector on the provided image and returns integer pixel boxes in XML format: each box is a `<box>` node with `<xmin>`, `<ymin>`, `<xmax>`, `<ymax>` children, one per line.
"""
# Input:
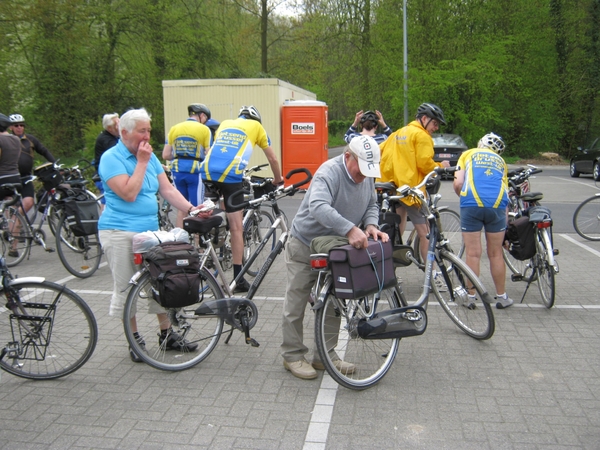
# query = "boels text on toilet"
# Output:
<box><xmin>291</xmin><ymin>123</ymin><xmax>315</xmax><ymax>134</ymax></box>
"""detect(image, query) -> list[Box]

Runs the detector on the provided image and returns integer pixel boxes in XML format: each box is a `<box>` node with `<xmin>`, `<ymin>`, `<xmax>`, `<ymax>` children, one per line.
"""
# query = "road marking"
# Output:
<box><xmin>559</xmin><ymin>233</ymin><xmax>600</xmax><ymax>258</ymax></box>
<box><xmin>552</xmin><ymin>176</ymin><xmax>600</xmax><ymax>189</ymax></box>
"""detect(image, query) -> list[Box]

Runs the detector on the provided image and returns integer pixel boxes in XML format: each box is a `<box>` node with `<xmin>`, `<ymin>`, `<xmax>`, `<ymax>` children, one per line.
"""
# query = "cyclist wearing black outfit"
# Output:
<box><xmin>9</xmin><ymin>114</ymin><xmax>56</xmax><ymax>214</ymax></box>
<box><xmin>0</xmin><ymin>114</ymin><xmax>22</xmax><ymax>199</ymax></box>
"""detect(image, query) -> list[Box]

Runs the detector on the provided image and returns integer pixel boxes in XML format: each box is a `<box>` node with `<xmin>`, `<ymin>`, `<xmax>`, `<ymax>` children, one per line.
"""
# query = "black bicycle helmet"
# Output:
<box><xmin>360</xmin><ymin>110</ymin><xmax>378</xmax><ymax>124</ymax></box>
<box><xmin>416</xmin><ymin>103</ymin><xmax>446</xmax><ymax>125</ymax></box>
<box><xmin>187</xmin><ymin>103</ymin><xmax>211</xmax><ymax>119</ymax></box>
<box><xmin>239</xmin><ymin>105</ymin><xmax>262</xmax><ymax>123</ymax></box>
<box><xmin>0</xmin><ymin>113</ymin><xmax>11</xmax><ymax>131</ymax></box>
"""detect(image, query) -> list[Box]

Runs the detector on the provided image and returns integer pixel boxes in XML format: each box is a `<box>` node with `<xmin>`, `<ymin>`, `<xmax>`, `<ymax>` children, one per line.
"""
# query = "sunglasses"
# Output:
<box><xmin>13</xmin><ymin>124</ymin><xmax>25</xmax><ymax>128</ymax></box>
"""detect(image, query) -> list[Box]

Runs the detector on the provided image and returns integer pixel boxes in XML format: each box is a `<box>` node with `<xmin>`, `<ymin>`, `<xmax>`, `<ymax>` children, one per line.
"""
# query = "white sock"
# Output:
<box><xmin>496</xmin><ymin>293</ymin><xmax>507</xmax><ymax>299</ymax></box>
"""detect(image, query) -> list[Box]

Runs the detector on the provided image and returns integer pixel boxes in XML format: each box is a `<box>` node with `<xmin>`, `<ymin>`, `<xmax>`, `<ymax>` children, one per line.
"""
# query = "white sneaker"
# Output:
<box><xmin>284</xmin><ymin>358</ymin><xmax>318</xmax><ymax>380</ymax></box>
<box><xmin>495</xmin><ymin>296</ymin><xmax>514</xmax><ymax>309</ymax></box>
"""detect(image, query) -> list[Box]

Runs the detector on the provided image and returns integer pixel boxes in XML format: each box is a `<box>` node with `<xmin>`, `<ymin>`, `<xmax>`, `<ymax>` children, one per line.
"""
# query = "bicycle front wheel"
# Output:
<box><xmin>55</xmin><ymin>214</ymin><xmax>102</xmax><ymax>278</ymax></box>
<box><xmin>433</xmin><ymin>250</ymin><xmax>495</xmax><ymax>340</ymax></box>
<box><xmin>0</xmin><ymin>206</ymin><xmax>33</xmax><ymax>267</ymax></box>
<box><xmin>573</xmin><ymin>195</ymin><xmax>600</xmax><ymax>241</ymax></box>
<box><xmin>243</xmin><ymin>209</ymin><xmax>275</xmax><ymax>277</ymax></box>
<box><xmin>314</xmin><ymin>286</ymin><xmax>402</xmax><ymax>390</ymax></box>
<box><xmin>413</xmin><ymin>208</ymin><xmax>464</xmax><ymax>262</ymax></box>
<box><xmin>536</xmin><ymin>229</ymin><xmax>556</xmax><ymax>308</ymax></box>
<box><xmin>123</xmin><ymin>269</ymin><xmax>225</xmax><ymax>371</ymax></box>
<box><xmin>0</xmin><ymin>280</ymin><xmax>98</xmax><ymax>380</ymax></box>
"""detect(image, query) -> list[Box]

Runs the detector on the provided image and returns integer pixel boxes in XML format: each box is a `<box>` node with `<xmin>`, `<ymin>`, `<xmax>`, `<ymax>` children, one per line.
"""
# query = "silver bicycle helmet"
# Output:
<box><xmin>239</xmin><ymin>105</ymin><xmax>262</xmax><ymax>123</ymax></box>
<box><xmin>415</xmin><ymin>103</ymin><xmax>446</xmax><ymax>125</ymax></box>
<box><xmin>188</xmin><ymin>103</ymin><xmax>211</xmax><ymax>119</ymax></box>
<box><xmin>478</xmin><ymin>132</ymin><xmax>505</xmax><ymax>155</ymax></box>
<box><xmin>9</xmin><ymin>113</ymin><xmax>25</xmax><ymax>124</ymax></box>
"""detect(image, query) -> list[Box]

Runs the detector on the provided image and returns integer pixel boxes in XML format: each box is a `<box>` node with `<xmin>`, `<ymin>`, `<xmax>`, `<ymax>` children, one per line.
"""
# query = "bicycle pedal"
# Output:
<box><xmin>511</xmin><ymin>274</ymin><xmax>523</xmax><ymax>282</ymax></box>
<box><xmin>553</xmin><ymin>248</ymin><xmax>559</xmax><ymax>256</ymax></box>
<box><xmin>46</xmin><ymin>248</ymin><xmax>56</xmax><ymax>253</ymax></box>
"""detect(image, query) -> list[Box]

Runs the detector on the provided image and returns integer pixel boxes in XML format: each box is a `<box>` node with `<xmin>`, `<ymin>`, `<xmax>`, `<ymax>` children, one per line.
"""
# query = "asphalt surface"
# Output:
<box><xmin>0</xmin><ymin>164</ymin><xmax>599</xmax><ymax>449</ymax></box>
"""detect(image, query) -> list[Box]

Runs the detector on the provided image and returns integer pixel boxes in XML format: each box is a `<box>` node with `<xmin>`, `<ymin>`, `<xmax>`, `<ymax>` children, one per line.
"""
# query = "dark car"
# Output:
<box><xmin>570</xmin><ymin>137</ymin><xmax>600</xmax><ymax>180</ymax></box>
<box><xmin>432</xmin><ymin>133</ymin><xmax>469</xmax><ymax>172</ymax></box>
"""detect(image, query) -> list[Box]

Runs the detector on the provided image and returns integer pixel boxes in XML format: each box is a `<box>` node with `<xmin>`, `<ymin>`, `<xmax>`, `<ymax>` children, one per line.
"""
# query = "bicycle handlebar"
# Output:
<box><xmin>0</xmin><ymin>187</ymin><xmax>22</xmax><ymax>213</ymax></box>
<box><xmin>226</xmin><ymin>167</ymin><xmax>312</xmax><ymax>210</ymax></box>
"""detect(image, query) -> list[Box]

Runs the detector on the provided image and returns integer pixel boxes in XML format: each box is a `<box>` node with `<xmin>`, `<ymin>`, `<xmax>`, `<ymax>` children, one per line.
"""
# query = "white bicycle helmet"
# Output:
<box><xmin>9</xmin><ymin>113</ymin><xmax>24</xmax><ymax>124</ymax></box>
<box><xmin>239</xmin><ymin>106</ymin><xmax>262</xmax><ymax>123</ymax></box>
<box><xmin>477</xmin><ymin>132</ymin><xmax>505</xmax><ymax>155</ymax></box>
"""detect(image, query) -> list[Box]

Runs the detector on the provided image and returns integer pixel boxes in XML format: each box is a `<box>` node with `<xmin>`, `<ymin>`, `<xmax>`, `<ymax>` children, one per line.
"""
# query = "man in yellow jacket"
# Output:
<box><xmin>378</xmin><ymin>103</ymin><xmax>450</xmax><ymax>261</ymax></box>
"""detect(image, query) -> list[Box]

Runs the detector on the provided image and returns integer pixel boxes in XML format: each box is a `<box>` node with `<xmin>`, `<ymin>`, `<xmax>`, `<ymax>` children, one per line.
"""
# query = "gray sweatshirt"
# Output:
<box><xmin>291</xmin><ymin>154</ymin><xmax>379</xmax><ymax>246</ymax></box>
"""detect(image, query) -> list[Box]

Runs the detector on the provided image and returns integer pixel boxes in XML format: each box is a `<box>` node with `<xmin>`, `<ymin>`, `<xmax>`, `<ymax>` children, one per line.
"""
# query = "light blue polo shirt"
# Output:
<box><xmin>98</xmin><ymin>141</ymin><xmax>164</xmax><ymax>232</ymax></box>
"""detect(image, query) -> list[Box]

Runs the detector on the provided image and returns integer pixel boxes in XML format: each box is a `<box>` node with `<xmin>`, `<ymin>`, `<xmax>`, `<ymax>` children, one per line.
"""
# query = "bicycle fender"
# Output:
<box><xmin>9</xmin><ymin>277</ymin><xmax>45</xmax><ymax>285</ymax></box>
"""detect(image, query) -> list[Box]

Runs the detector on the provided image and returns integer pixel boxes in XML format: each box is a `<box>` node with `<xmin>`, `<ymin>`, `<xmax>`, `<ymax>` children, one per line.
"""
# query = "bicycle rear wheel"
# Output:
<box><xmin>573</xmin><ymin>195</ymin><xmax>600</xmax><ymax>241</ymax></box>
<box><xmin>0</xmin><ymin>280</ymin><xmax>98</xmax><ymax>380</ymax></box>
<box><xmin>314</xmin><ymin>286</ymin><xmax>402</xmax><ymax>390</ymax></box>
<box><xmin>243</xmin><ymin>209</ymin><xmax>275</xmax><ymax>277</ymax></box>
<box><xmin>123</xmin><ymin>269</ymin><xmax>225</xmax><ymax>371</ymax></box>
<box><xmin>536</xmin><ymin>229</ymin><xmax>555</xmax><ymax>308</ymax></box>
<box><xmin>503</xmin><ymin>248</ymin><xmax>535</xmax><ymax>281</ymax></box>
<box><xmin>433</xmin><ymin>250</ymin><xmax>495</xmax><ymax>340</ymax></box>
<box><xmin>0</xmin><ymin>206</ymin><xmax>32</xmax><ymax>267</ymax></box>
<box><xmin>55</xmin><ymin>214</ymin><xmax>102</xmax><ymax>278</ymax></box>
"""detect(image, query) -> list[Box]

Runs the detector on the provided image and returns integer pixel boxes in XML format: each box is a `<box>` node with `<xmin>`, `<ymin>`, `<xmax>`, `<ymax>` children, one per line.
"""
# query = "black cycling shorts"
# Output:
<box><xmin>205</xmin><ymin>181</ymin><xmax>245</xmax><ymax>213</ymax></box>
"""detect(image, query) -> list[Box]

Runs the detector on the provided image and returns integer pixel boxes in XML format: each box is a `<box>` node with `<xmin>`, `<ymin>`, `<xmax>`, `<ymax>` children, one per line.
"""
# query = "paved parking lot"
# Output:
<box><xmin>0</xmin><ymin>167</ymin><xmax>599</xmax><ymax>449</ymax></box>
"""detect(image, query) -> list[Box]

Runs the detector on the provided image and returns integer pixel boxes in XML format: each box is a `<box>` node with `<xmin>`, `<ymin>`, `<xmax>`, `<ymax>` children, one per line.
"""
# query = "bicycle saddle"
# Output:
<box><xmin>375</xmin><ymin>182</ymin><xmax>397</xmax><ymax>191</ymax></box>
<box><xmin>182</xmin><ymin>215</ymin><xmax>223</xmax><ymax>234</ymax></box>
<box><xmin>519</xmin><ymin>192</ymin><xmax>543</xmax><ymax>202</ymax></box>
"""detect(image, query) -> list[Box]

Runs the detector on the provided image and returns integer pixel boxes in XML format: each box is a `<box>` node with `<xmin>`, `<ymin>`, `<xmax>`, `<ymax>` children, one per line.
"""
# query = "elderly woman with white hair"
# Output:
<box><xmin>98</xmin><ymin>108</ymin><xmax>203</xmax><ymax>362</ymax></box>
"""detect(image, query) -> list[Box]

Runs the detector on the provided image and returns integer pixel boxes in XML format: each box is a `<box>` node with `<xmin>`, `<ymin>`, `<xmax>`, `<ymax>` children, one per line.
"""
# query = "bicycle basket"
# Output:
<box><xmin>33</xmin><ymin>163</ymin><xmax>63</xmax><ymax>191</ymax></box>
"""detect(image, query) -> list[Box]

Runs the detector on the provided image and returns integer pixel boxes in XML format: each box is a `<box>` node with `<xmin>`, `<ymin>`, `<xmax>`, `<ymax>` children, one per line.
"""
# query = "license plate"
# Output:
<box><xmin>438</xmin><ymin>153</ymin><xmax>452</xmax><ymax>158</ymax></box>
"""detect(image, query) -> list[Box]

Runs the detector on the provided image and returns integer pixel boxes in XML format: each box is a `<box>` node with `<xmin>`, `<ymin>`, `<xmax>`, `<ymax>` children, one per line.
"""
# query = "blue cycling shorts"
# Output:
<box><xmin>460</xmin><ymin>207</ymin><xmax>507</xmax><ymax>233</ymax></box>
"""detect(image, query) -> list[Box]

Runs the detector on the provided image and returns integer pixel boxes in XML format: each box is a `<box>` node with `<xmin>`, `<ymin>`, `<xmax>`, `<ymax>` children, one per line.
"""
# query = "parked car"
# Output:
<box><xmin>570</xmin><ymin>137</ymin><xmax>600</xmax><ymax>180</ymax></box>
<box><xmin>432</xmin><ymin>134</ymin><xmax>468</xmax><ymax>176</ymax></box>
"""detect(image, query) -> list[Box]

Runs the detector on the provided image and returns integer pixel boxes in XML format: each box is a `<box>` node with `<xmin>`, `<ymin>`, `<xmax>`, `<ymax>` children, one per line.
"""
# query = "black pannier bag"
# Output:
<box><xmin>64</xmin><ymin>199</ymin><xmax>101</xmax><ymax>236</ymax></box>
<box><xmin>144</xmin><ymin>242</ymin><xmax>201</xmax><ymax>309</ymax></box>
<box><xmin>505</xmin><ymin>216</ymin><xmax>536</xmax><ymax>261</ymax></box>
<box><xmin>33</xmin><ymin>162</ymin><xmax>63</xmax><ymax>191</ymax></box>
<box><xmin>329</xmin><ymin>240</ymin><xmax>397</xmax><ymax>299</ymax></box>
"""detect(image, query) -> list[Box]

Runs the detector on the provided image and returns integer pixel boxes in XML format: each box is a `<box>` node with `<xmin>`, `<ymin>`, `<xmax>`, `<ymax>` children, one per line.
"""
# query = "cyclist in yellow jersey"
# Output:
<box><xmin>453</xmin><ymin>132</ymin><xmax>513</xmax><ymax>310</ymax></box>
<box><xmin>200</xmin><ymin>106</ymin><xmax>283</xmax><ymax>292</ymax></box>
<box><xmin>378</xmin><ymin>103</ymin><xmax>450</xmax><ymax>261</ymax></box>
<box><xmin>163</xmin><ymin>103</ymin><xmax>212</xmax><ymax>227</ymax></box>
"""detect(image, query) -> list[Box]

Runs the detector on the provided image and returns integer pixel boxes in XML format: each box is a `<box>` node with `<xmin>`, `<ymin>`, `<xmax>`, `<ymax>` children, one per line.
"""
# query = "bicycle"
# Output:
<box><xmin>0</xmin><ymin>196</ymin><xmax>98</xmax><ymax>379</ymax></box>
<box><xmin>502</xmin><ymin>166</ymin><xmax>559</xmax><ymax>308</ymax></box>
<box><xmin>573</xmin><ymin>191</ymin><xmax>600</xmax><ymax>241</ymax></box>
<box><xmin>122</xmin><ymin>168</ymin><xmax>312</xmax><ymax>371</ymax></box>
<box><xmin>54</xmin><ymin>196</ymin><xmax>103</xmax><ymax>278</ymax></box>
<box><xmin>310</xmin><ymin>168</ymin><xmax>495</xmax><ymax>390</ymax></box>
<box><xmin>203</xmin><ymin>164</ymin><xmax>284</xmax><ymax>277</ymax></box>
<box><xmin>375</xmin><ymin>174</ymin><xmax>464</xmax><ymax>263</ymax></box>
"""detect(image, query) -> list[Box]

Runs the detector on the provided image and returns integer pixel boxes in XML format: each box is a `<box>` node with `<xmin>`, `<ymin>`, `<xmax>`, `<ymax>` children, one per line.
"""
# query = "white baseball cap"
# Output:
<box><xmin>348</xmin><ymin>135</ymin><xmax>381</xmax><ymax>178</ymax></box>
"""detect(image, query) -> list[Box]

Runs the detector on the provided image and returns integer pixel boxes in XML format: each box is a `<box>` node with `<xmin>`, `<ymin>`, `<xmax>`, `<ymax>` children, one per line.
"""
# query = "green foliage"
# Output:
<box><xmin>1</xmin><ymin>0</ymin><xmax>599</xmax><ymax>161</ymax></box>
<box><xmin>328</xmin><ymin>120</ymin><xmax>350</xmax><ymax>137</ymax></box>
<box><xmin>328</xmin><ymin>134</ymin><xmax>347</xmax><ymax>148</ymax></box>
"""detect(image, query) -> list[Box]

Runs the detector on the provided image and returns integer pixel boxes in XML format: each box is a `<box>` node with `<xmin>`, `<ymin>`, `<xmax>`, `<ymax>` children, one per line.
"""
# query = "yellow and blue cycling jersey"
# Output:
<box><xmin>167</xmin><ymin>119</ymin><xmax>211</xmax><ymax>174</ymax></box>
<box><xmin>200</xmin><ymin>117</ymin><xmax>271</xmax><ymax>183</ymax></box>
<box><xmin>456</xmin><ymin>148</ymin><xmax>509</xmax><ymax>208</ymax></box>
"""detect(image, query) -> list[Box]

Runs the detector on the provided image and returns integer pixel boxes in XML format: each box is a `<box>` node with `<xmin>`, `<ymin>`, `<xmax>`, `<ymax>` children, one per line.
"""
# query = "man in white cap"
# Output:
<box><xmin>280</xmin><ymin>135</ymin><xmax>389</xmax><ymax>380</ymax></box>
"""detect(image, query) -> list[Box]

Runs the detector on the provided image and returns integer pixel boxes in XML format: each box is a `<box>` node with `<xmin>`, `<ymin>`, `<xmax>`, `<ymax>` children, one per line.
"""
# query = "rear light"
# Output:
<box><xmin>311</xmin><ymin>257</ymin><xmax>328</xmax><ymax>269</ymax></box>
<box><xmin>133</xmin><ymin>253</ymin><xmax>143</xmax><ymax>265</ymax></box>
<box><xmin>537</xmin><ymin>221</ymin><xmax>552</xmax><ymax>229</ymax></box>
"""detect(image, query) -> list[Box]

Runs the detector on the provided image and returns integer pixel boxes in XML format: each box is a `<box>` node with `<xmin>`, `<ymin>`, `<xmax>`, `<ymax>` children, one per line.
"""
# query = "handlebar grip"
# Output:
<box><xmin>530</xmin><ymin>169</ymin><xmax>543</xmax><ymax>175</ymax></box>
<box><xmin>434</xmin><ymin>166</ymin><xmax>457</xmax><ymax>175</ymax></box>
<box><xmin>225</xmin><ymin>189</ymin><xmax>251</xmax><ymax>211</ymax></box>
<box><xmin>285</xmin><ymin>168</ymin><xmax>313</xmax><ymax>190</ymax></box>
<box><xmin>1</xmin><ymin>194</ymin><xmax>21</xmax><ymax>209</ymax></box>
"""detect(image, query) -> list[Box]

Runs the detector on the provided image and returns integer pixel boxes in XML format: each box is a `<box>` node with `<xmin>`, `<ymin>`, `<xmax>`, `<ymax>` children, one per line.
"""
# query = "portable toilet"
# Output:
<box><xmin>281</xmin><ymin>100</ymin><xmax>328</xmax><ymax>185</ymax></box>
